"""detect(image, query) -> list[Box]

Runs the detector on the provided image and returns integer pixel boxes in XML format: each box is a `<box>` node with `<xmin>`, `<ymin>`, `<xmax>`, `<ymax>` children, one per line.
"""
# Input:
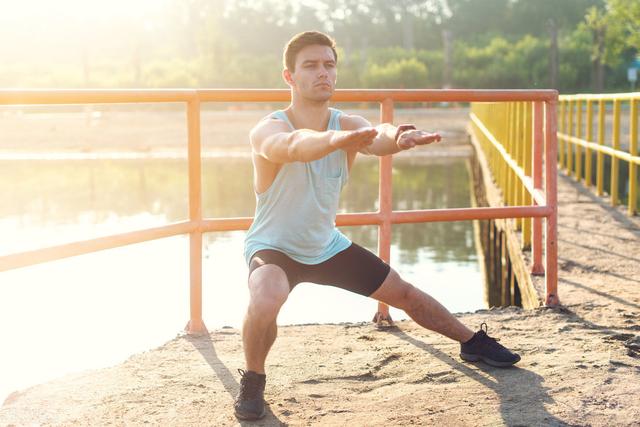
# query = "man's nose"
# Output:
<box><xmin>317</xmin><ymin>66</ymin><xmax>329</xmax><ymax>78</ymax></box>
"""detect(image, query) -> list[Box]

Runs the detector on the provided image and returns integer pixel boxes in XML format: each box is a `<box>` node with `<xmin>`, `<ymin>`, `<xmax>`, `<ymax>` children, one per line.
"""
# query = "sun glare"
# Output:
<box><xmin>0</xmin><ymin>0</ymin><xmax>171</xmax><ymax>64</ymax></box>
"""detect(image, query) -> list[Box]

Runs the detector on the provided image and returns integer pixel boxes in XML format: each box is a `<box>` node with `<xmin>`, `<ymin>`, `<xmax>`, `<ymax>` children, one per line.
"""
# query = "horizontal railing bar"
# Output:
<box><xmin>200</xmin><ymin>212</ymin><xmax>385</xmax><ymax>232</ymax></box>
<box><xmin>202</xmin><ymin>205</ymin><xmax>550</xmax><ymax>233</ymax></box>
<box><xmin>336</xmin><ymin>212</ymin><xmax>384</xmax><ymax>226</ymax></box>
<box><xmin>558</xmin><ymin>133</ymin><xmax>640</xmax><ymax>165</ymax></box>
<box><xmin>0</xmin><ymin>221</ymin><xmax>196</xmax><ymax>273</ymax></box>
<box><xmin>199</xmin><ymin>89</ymin><xmax>558</xmax><ymax>103</ymax></box>
<box><xmin>2</xmin><ymin>202</ymin><xmax>552</xmax><ymax>273</ymax></box>
<box><xmin>201</xmin><ymin>217</ymin><xmax>253</xmax><ymax>232</ymax></box>
<box><xmin>470</xmin><ymin>113</ymin><xmax>547</xmax><ymax>206</ymax></box>
<box><xmin>391</xmin><ymin>206</ymin><xmax>551</xmax><ymax>223</ymax></box>
<box><xmin>560</xmin><ymin>93</ymin><xmax>640</xmax><ymax>102</ymax></box>
<box><xmin>0</xmin><ymin>89</ymin><xmax>195</xmax><ymax>105</ymax></box>
<box><xmin>0</xmin><ymin>89</ymin><xmax>558</xmax><ymax>105</ymax></box>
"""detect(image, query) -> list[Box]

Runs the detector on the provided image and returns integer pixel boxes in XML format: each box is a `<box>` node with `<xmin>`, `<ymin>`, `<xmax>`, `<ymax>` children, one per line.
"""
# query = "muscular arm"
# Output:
<box><xmin>250</xmin><ymin>117</ymin><xmax>378</xmax><ymax>163</ymax></box>
<box><xmin>341</xmin><ymin>115</ymin><xmax>442</xmax><ymax>157</ymax></box>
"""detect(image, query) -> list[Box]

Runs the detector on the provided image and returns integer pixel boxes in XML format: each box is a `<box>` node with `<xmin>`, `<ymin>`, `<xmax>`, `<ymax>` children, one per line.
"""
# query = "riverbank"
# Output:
<box><xmin>1</xmin><ymin>173</ymin><xmax>639</xmax><ymax>425</ymax></box>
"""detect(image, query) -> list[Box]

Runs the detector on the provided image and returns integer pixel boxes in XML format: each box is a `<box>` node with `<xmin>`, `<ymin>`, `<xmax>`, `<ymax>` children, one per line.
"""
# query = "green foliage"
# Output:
<box><xmin>452</xmin><ymin>36</ymin><xmax>549</xmax><ymax>89</ymax></box>
<box><xmin>362</xmin><ymin>57</ymin><xmax>428</xmax><ymax>89</ymax></box>
<box><xmin>0</xmin><ymin>0</ymin><xmax>635</xmax><ymax>92</ymax></box>
<box><xmin>558</xmin><ymin>26</ymin><xmax>593</xmax><ymax>92</ymax></box>
<box><xmin>607</xmin><ymin>0</ymin><xmax>640</xmax><ymax>52</ymax></box>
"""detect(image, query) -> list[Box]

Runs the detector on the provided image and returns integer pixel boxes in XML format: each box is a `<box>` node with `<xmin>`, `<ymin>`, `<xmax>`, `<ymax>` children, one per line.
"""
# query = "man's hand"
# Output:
<box><xmin>396</xmin><ymin>128</ymin><xmax>442</xmax><ymax>151</ymax></box>
<box><xmin>329</xmin><ymin>127</ymin><xmax>379</xmax><ymax>152</ymax></box>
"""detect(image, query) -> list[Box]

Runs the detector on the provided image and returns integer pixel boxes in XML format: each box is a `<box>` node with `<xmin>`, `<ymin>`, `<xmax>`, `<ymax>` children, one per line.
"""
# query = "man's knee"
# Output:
<box><xmin>372</xmin><ymin>268</ymin><xmax>419</xmax><ymax>310</ymax></box>
<box><xmin>247</xmin><ymin>264</ymin><xmax>290</xmax><ymax>317</ymax></box>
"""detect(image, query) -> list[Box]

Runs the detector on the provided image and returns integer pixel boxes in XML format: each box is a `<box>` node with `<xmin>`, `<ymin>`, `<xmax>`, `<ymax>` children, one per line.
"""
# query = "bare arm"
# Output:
<box><xmin>250</xmin><ymin>117</ymin><xmax>378</xmax><ymax>163</ymax></box>
<box><xmin>341</xmin><ymin>115</ymin><xmax>442</xmax><ymax>156</ymax></box>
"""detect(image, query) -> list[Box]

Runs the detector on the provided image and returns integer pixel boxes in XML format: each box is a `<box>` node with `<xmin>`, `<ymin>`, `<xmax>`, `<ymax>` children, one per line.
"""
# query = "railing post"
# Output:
<box><xmin>597</xmin><ymin>100</ymin><xmax>605</xmax><ymax>196</ymax></box>
<box><xmin>545</xmin><ymin>99</ymin><xmax>559</xmax><ymax>306</ymax></box>
<box><xmin>531</xmin><ymin>101</ymin><xmax>544</xmax><ymax>275</ymax></box>
<box><xmin>575</xmin><ymin>100</ymin><xmax>583</xmax><ymax>181</ymax></box>
<box><xmin>611</xmin><ymin>99</ymin><xmax>621</xmax><ymax>206</ymax></box>
<box><xmin>559</xmin><ymin>100</ymin><xmax>566</xmax><ymax>169</ymax></box>
<box><xmin>567</xmin><ymin>99</ymin><xmax>574</xmax><ymax>176</ymax></box>
<box><xmin>630</xmin><ymin>99</ymin><xmax>638</xmax><ymax>216</ymax></box>
<box><xmin>585</xmin><ymin>100</ymin><xmax>593</xmax><ymax>187</ymax></box>
<box><xmin>373</xmin><ymin>98</ymin><xmax>394</xmax><ymax>326</ymax></box>
<box><xmin>185</xmin><ymin>97</ymin><xmax>207</xmax><ymax>334</ymax></box>
<box><xmin>522</xmin><ymin>101</ymin><xmax>532</xmax><ymax>248</ymax></box>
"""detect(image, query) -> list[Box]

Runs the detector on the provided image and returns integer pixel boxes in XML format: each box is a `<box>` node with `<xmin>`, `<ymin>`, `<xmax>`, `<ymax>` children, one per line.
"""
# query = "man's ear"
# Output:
<box><xmin>283</xmin><ymin>68</ymin><xmax>295</xmax><ymax>87</ymax></box>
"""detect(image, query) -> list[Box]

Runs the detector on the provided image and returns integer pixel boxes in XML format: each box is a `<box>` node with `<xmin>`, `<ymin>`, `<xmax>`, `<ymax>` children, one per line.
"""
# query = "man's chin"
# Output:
<box><xmin>305</xmin><ymin>92</ymin><xmax>333</xmax><ymax>102</ymax></box>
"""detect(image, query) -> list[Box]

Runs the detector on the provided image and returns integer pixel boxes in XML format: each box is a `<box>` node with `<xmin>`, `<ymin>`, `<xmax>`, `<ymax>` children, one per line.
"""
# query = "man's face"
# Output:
<box><xmin>286</xmin><ymin>44</ymin><xmax>337</xmax><ymax>102</ymax></box>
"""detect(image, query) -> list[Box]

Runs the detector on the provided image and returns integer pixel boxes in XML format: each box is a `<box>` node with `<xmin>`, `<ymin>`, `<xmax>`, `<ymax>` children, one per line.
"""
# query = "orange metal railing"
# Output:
<box><xmin>0</xmin><ymin>89</ymin><xmax>559</xmax><ymax>333</ymax></box>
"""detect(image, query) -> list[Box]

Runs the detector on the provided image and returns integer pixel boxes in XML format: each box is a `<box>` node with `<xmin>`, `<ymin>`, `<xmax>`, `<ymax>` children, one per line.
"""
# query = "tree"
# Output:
<box><xmin>606</xmin><ymin>0</ymin><xmax>640</xmax><ymax>52</ymax></box>
<box><xmin>585</xmin><ymin>6</ymin><xmax>607</xmax><ymax>91</ymax></box>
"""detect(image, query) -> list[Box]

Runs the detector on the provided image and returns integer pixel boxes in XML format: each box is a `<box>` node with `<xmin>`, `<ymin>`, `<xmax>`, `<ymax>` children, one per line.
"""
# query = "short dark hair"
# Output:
<box><xmin>283</xmin><ymin>31</ymin><xmax>338</xmax><ymax>72</ymax></box>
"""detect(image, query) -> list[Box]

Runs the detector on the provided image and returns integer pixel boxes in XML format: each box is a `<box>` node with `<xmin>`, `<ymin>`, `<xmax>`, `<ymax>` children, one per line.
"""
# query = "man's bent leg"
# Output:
<box><xmin>243</xmin><ymin>264</ymin><xmax>290</xmax><ymax>374</ymax></box>
<box><xmin>235</xmin><ymin>264</ymin><xmax>289</xmax><ymax>420</ymax></box>
<box><xmin>370</xmin><ymin>268</ymin><xmax>474</xmax><ymax>343</ymax></box>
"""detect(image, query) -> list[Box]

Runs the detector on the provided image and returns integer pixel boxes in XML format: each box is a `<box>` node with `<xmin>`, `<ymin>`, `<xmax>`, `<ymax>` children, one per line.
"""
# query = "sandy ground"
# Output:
<box><xmin>1</xmin><ymin>173</ymin><xmax>639</xmax><ymax>426</ymax></box>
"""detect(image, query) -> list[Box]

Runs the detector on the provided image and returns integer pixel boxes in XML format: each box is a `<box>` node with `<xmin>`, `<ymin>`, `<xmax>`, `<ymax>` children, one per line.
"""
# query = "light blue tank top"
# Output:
<box><xmin>243</xmin><ymin>108</ymin><xmax>352</xmax><ymax>265</ymax></box>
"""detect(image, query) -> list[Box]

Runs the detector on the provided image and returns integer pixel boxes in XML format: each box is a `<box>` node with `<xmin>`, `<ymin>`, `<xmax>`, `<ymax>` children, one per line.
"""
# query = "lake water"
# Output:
<box><xmin>0</xmin><ymin>154</ymin><xmax>483</xmax><ymax>402</ymax></box>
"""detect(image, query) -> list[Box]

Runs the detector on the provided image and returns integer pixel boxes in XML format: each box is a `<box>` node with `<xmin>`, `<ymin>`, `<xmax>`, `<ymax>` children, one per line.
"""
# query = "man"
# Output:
<box><xmin>235</xmin><ymin>31</ymin><xmax>520</xmax><ymax>421</ymax></box>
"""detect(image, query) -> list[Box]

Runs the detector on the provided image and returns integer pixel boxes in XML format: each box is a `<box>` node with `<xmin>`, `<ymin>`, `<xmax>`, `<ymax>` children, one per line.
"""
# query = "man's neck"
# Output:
<box><xmin>285</xmin><ymin>95</ymin><xmax>331</xmax><ymax>131</ymax></box>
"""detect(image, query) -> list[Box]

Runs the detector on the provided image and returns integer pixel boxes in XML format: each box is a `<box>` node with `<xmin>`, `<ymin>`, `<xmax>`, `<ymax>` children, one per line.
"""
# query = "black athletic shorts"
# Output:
<box><xmin>248</xmin><ymin>243</ymin><xmax>391</xmax><ymax>297</ymax></box>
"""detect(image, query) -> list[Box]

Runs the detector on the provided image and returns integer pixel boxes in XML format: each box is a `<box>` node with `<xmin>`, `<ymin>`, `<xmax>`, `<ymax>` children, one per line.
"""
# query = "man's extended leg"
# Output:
<box><xmin>370</xmin><ymin>268</ymin><xmax>520</xmax><ymax>367</ymax></box>
<box><xmin>370</xmin><ymin>269</ymin><xmax>474</xmax><ymax>342</ymax></box>
<box><xmin>235</xmin><ymin>264</ymin><xmax>290</xmax><ymax>420</ymax></box>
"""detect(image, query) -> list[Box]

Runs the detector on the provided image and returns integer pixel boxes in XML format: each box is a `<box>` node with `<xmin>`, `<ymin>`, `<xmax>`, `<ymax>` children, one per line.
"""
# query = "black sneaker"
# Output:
<box><xmin>460</xmin><ymin>323</ymin><xmax>521</xmax><ymax>367</ymax></box>
<box><xmin>234</xmin><ymin>369</ymin><xmax>266</xmax><ymax>420</ymax></box>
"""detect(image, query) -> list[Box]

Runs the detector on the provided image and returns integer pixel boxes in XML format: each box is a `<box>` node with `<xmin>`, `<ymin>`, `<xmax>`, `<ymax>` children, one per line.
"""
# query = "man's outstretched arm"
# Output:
<box><xmin>250</xmin><ymin>117</ymin><xmax>379</xmax><ymax>163</ymax></box>
<box><xmin>342</xmin><ymin>115</ymin><xmax>442</xmax><ymax>157</ymax></box>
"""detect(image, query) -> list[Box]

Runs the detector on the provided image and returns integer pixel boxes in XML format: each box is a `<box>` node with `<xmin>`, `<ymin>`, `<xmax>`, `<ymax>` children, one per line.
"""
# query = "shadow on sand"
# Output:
<box><xmin>560</xmin><ymin>277</ymin><xmax>640</xmax><ymax>311</ymax></box>
<box><xmin>186</xmin><ymin>334</ymin><xmax>287</xmax><ymax>426</ymax></box>
<box><xmin>390</xmin><ymin>328</ymin><xmax>569</xmax><ymax>426</ymax></box>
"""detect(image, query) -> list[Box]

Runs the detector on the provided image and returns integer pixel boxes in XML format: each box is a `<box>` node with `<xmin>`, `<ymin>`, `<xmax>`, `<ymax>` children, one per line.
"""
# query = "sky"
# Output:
<box><xmin>0</xmin><ymin>0</ymin><xmax>171</xmax><ymax>63</ymax></box>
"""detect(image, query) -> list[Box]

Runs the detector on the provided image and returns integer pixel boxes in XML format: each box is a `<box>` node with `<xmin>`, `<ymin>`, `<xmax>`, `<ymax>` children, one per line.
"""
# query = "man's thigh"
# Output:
<box><xmin>305</xmin><ymin>243</ymin><xmax>391</xmax><ymax>297</ymax></box>
<box><xmin>249</xmin><ymin>250</ymin><xmax>300</xmax><ymax>287</ymax></box>
<box><xmin>368</xmin><ymin>268</ymin><xmax>415</xmax><ymax>310</ymax></box>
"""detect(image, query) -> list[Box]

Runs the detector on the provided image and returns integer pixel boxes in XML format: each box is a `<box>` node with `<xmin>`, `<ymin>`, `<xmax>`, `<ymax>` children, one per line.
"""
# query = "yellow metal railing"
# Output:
<box><xmin>559</xmin><ymin>93</ymin><xmax>639</xmax><ymax>215</ymax></box>
<box><xmin>470</xmin><ymin>100</ymin><xmax>560</xmax><ymax>299</ymax></box>
<box><xmin>470</xmin><ymin>102</ymin><xmax>540</xmax><ymax>249</ymax></box>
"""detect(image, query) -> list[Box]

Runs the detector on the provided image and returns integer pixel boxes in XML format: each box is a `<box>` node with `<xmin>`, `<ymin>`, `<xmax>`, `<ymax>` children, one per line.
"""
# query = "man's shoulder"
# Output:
<box><xmin>251</xmin><ymin>112</ymin><xmax>291</xmax><ymax>137</ymax></box>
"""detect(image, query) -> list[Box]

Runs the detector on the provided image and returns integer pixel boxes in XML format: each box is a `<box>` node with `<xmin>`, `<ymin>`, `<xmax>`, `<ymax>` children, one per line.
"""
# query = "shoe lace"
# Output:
<box><xmin>479</xmin><ymin>322</ymin><xmax>500</xmax><ymax>342</ymax></box>
<box><xmin>237</xmin><ymin>369</ymin><xmax>261</xmax><ymax>400</ymax></box>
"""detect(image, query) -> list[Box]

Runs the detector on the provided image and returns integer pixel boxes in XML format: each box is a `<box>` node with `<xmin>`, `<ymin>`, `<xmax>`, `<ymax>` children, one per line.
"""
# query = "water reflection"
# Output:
<box><xmin>1</xmin><ymin>157</ymin><xmax>477</xmax><ymax>269</ymax></box>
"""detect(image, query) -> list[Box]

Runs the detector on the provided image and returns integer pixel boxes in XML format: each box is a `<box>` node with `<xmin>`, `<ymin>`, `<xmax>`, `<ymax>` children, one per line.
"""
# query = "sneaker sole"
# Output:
<box><xmin>460</xmin><ymin>352</ymin><xmax>521</xmax><ymax>368</ymax></box>
<box><xmin>234</xmin><ymin>408</ymin><xmax>266</xmax><ymax>421</ymax></box>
